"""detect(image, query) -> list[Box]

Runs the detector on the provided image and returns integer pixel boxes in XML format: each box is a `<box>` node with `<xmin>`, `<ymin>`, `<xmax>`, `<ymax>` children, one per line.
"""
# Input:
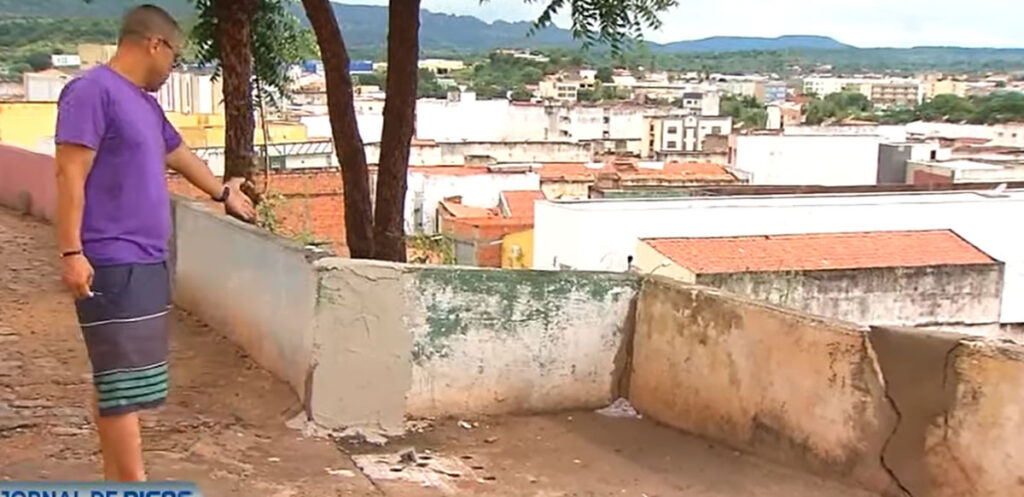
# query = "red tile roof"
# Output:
<box><xmin>439</xmin><ymin>198</ymin><xmax>498</xmax><ymax>219</ymax></box>
<box><xmin>643</xmin><ymin>230</ymin><xmax>994</xmax><ymax>274</ymax></box>
<box><xmin>408</xmin><ymin>166</ymin><xmax>491</xmax><ymax>176</ymax></box>
<box><xmin>500</xmin><ymin>190</ymin><xmax>545</xmax><ymax>219</ymax></box>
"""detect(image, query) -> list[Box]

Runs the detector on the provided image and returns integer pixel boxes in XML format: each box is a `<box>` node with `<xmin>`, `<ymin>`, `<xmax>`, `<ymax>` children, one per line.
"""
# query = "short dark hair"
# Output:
<box><xmin>119</xmin><ymin>4</ymin><xmax>181</xmax><ymax>42</ymax></box>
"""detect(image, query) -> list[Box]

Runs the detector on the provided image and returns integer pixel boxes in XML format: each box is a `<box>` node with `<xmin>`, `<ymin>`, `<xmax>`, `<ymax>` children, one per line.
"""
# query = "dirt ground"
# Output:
<box><xmin>0</xmin><ymin>207</ymin><xmax>876</xmax><ymax>497</ymax></box>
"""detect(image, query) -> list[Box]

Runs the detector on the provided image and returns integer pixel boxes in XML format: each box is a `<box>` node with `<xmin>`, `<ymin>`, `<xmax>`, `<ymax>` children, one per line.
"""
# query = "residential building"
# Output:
<box><xmin>643</xmin><ymin>115</ymin><xmax>732</xmax><ymax>157</ymax></box>
<box><xmin>418</xmin><ymin>58</ymin><xmax>465</xmax><ymax>75</ymax></box>
<box><xmin>732</xmin><ymin>133</ymin><xmax>882</xmax><ymax>185</ymax></box>
<box><xmin>538</xmin><ymin>159</ymin><xmax>740</xmax><ymax>200</ymax></box>
<box><xmin>154</xmin><ymin>70</ymin><xmax>224</xmax><ymax>115</ymax></box>
<box><xmin>765</xmin><ymin>101</ymin><xmax>803</xmax><ymax>130</ymax></box>
<box><xmin>925</xmin><ymin>79</ymin><xmax>969</xmax><ymax>99</ymax></box>
<box><xmin>532</xmin><ymin>189</ymin><xmax>1024</xmax><ymax>326</ymax></box>
<box><xmin>907</xmin><ymin>159</ymin><xmax>1024</xmax><ymax>185</ymax></box>
<box><xmin>539</xmin><ymin>79</ymin><xmax>580</xmax><ymax>102</ymax></box>
<box><xmin>635</xmin><ymin>230</ymin><xmax>1002</xmax><ymax>334</ymax></box>
<box><xmin>871</xmin><ymin>79</ymin><xmax>923</xmax><ymax>108</ymax></box>
<box><xmin>77</xmin><ymin>44</ymin><xmax>117</xmax><ymax>69</ymax></box>
<box><xmin>906</xmin><ymin>121</ymin><xmax>1024</xmax><ymax>148</ymax></box>
<box><xmin>0</xmin><ymin>102</ymin><xmax>59</xmax><ymax>152</ymax></box>
<box><xmin>396</xmin><ymin>166</ymin><xmax>541</xmax><ymax>234</ymax></box>
<box><xmin>23</xmin><ymin>70</ymin><xmax>72</xmax><ymax>102</ymax></box>
<box><xmin>717</xmin><ymin>79</ymin><xmax>764</xmax><ymax>101</ymax></box>
<box><xmin>438</xmin><ymin>190</ymin><xmax>544</xmax><ymax>267</ymax></box>
<box><xmin>877</xmin><ymin>141</ymin><xmax>945</xmax><ymax>184</ymax></box>
<box><xmin>764</xmin><ymin>81</ymin><xmax>788</xmax><ymax>102</ymax></box>
<box><xmin>50</xmin><ymin>54</ymin><xmax>81</xmax><ymax>68</ymax></box>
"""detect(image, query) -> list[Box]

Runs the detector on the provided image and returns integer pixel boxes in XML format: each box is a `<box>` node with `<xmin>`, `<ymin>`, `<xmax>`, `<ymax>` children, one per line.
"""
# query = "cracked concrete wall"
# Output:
<box><xmin>926</xmin><ymin>339</ymin><xmax>1024</xmax><ymax>497</ymax></box>
<box><xmin>310</xmin><ymin>260</ymin><xmax>639</xmax><ymax>431</ymax></box>
<box><xmin>172</xmin><ymin>200</ymin><xmax>319</xmax><ymax>400</ymax></box>
<box><xmin>629</xmin><ymin>277</ymin><xmax>899</xmax><ymax>494</ymax></box>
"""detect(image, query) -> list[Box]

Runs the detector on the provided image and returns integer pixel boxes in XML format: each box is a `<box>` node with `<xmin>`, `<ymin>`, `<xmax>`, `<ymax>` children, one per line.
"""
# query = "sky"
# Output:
<box><xmin>336</xmin><ymin>0</ymin><xmax>1023</xmax><ymax>49</ymax></box>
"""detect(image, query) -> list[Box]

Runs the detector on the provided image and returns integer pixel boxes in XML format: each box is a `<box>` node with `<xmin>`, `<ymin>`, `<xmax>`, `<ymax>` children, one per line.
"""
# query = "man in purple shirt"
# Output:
<box><xmin>54</xmin><ymin>5</ymin><xmax>255</xmax><ymax>481</ymax></box>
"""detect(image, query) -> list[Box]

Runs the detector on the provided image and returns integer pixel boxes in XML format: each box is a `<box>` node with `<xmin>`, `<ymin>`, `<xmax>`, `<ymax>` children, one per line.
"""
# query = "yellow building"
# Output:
<box><xmin>0</xmin><ymin>102</ymin><xmax>58</xmax><ymax>152</ymax></box>
<box><xmin>501</xmin><ymin>229</ymin><xmax>534</xmax><ymax>269</ymax></box>
<box><xmin>926</xmin><ymin>80</ymin><xmax>968</xmax><ymax>99</ymax></box>
<box><xmin>172</xmin><ymin>116</ymin><xmax>309</xmax><ymax>149</ymax></box>
<box><xmin>78</xmin><ymin>44</ymin><xmax>118</xmax><ymax>69</ymax></box>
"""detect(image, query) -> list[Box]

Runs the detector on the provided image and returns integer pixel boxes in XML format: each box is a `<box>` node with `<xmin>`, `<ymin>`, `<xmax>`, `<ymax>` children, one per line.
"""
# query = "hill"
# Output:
<box><xmin>659</xmin><ymin>35</ymin><xmax>851</xmax><ymax>52</ymax></box>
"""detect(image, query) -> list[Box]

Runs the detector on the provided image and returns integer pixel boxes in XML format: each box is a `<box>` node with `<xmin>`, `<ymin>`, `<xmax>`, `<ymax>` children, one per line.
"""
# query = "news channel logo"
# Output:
<box><xmin>0</xmin><ymin>482</ymin><xmax>202</xmax><ymax>497</ymax></box>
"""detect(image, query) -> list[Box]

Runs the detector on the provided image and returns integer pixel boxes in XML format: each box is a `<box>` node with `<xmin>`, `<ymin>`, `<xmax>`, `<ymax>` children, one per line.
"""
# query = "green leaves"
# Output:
<box><xmin>523</xmin><ymin>0</ymin><xmax>677</xmax><ymax>52</ymax></box>
<box><xmin>189</xmin><ymin>0</ymin><xmax>310</xmax><ymax>109</ymax></box>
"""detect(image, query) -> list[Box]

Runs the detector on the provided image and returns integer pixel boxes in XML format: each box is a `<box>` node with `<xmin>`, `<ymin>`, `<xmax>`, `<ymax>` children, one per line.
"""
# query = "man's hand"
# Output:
<box><xmin>62</xmin><ymin>255</ymin><xmax>94</xmax><ymax>300</ymax></box>
<box><xmin>224</xmin><ymin>177</ymin><xmax>257</xmax><ymax>223</ymax></box>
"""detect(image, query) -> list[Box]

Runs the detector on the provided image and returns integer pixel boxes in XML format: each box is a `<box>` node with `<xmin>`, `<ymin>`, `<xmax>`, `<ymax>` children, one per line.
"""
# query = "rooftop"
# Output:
<box><xmin>499</xmin><ymin>190</ymin><xmax>545</xmax><ymax>219</ymax></box>
<box><xmin>643</xmin><ymin>230</ymin><xmax>994</xmax><ymax>274</ymax></box>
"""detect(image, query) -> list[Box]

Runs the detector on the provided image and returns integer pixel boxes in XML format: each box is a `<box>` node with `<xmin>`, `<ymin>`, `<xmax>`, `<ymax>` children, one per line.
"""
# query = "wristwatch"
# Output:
<box><xmin>212</xmin><ymin>185</ymin><xmax>230</xmax><ymax>203</ymax></box>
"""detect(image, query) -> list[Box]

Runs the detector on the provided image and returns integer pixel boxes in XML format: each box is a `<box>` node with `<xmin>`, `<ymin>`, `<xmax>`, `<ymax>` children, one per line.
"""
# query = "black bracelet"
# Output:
<box><xmin>60</xmin><ymin>250</ymin><xmax>83</xmax><ymax>259</ymax></box>
<box><xmin>212</xmin><ymin>185</ymin><xmax>230</xmax><ymax>203</ymax></box>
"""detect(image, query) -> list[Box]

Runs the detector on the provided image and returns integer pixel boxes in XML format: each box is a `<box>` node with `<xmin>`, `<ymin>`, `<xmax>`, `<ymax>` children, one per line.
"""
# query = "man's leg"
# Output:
<box><xmin>96</xmin><ymin>412</ymin><xmax>146</xmax><ymax>481</ymax></box>
<box><xmin>92</xmin><ymin>395</ymin><xmax>121</xmax><ymax>480</ymax></box>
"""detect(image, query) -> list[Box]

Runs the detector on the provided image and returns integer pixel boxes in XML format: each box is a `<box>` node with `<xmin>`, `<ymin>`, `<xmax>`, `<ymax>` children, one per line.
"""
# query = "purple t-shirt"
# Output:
<box><xmin>55</xmin><ymin>65</ymin><xmax>182</xmax><ymax>266</ymax></box>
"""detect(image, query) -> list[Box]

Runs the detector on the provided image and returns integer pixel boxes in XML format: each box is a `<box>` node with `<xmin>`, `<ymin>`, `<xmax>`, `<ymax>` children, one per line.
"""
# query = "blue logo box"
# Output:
<box><xmin>0</xmin><ymin>482</ymin><xmax>201</xmax><ymax>497</ymax></box>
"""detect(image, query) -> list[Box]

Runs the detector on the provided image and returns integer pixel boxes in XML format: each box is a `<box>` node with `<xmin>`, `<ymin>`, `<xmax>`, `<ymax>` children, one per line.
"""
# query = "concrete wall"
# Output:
<box><xmin>696</xmin><ymin>264</ymin><xmax>1004</xmax><ymax>335</ymax></box>
<box><xmin>172</xmin><ymin>200</ymin><xmax>320</xmax><ymax>399</ymax></box>
<box><xmin>532</xmin><ymin>191</ymin><xmax>1024</xmax><ymax>323</ymax></box>
<box><xmin>733</xmin><ymin>134</ymin><xmax>882</xmax><ymax>186</ymax></box>
<box><xmin>170</xmin><ymin>200</ymin><xmax>638</xmax><ymax>433</ymax></box>
<box><xmin>630</xmin><ymin>277</ymin><xmax>896</xmax><ymax>493</ymax></box>
<box><xmin>0</xmin><ymin>144</ymin><xmax>57</xmax><ymax>220</ymax></box>
<box><xmin>629</xmin><ymin>277</ymin><xmax>1024</xmax><ymax>496</ymax></box>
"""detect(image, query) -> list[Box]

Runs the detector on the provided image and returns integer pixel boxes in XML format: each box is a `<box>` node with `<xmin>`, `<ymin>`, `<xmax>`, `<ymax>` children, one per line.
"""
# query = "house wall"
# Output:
<box><xmin>0</xmin><ymin>102</ymin><xmax>59</xmax><ymax>153</ymax></box>
<box><xmin>733</xmin><ymin>134</ymin><xmax>881</xmax><ymax>185</ymax></box>
<box><xmin>533</xmin><ymin>191</ymin><xmax>1024</xmax><ymax>323</ymax></box>
<box><xmin>501</xmin><ymin>229</ymin><xmax>534</xmax><ymax>269</ymax></box>
<box><xmin>0</xmin><ymin>144</ymin><xmax>58</xmax><ymax>220</ymax></box>
<box><xmin>404</xmin><ymin>172</ymin><xmax>540</xmax><ymax>234</ymax></box>
<box><xmin>696</xmin><ymin>264</ymin><xmax>1004</xmax><ymax>335</ymax></box>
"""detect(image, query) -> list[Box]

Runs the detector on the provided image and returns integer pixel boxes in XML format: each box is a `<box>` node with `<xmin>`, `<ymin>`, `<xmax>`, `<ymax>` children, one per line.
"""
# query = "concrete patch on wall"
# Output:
<box><xmin>629</xmin><ymin>277</ymin><xmax>896</xmax><ymax>493</ymax></box>
<box><xmin>868</xmin><ymin>326</ymin><xmax>963</xmax><ymax>497</ymax></box>
<box><xmin>406</xmin><ymin>267</ymin><xmax>639</xmax><ymax>417</ymax></box>
<box><xmin>311</xmin><ymin>259</ymin><xmax>413</xmax><ymax>435</ymax></box>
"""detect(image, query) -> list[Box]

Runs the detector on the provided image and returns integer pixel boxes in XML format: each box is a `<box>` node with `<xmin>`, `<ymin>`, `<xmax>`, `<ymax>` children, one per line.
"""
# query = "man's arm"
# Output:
<box><xmin>166</xmin><ymin>143</ymin><xmax>256</xmax><ymax>222</ymax></box>
<box><xmin>55</xmin><ymin>143</ymin><xmax>96</xmax><ymax>298</ymax></box>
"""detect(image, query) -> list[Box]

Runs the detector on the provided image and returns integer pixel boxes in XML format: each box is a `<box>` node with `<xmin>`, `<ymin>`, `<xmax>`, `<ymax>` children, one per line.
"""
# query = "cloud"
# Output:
<box><xmin>334</xmin><ymin>0</ymin><xmax>1023</xmax><ymax>48</ymax></box>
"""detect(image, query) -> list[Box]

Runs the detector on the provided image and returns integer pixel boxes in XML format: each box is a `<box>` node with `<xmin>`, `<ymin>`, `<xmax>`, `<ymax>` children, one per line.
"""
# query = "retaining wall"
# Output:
<box><xmin>0</xmin><ymin>144</ymin><xmax>57</xmax><ymax>220</ymax></box>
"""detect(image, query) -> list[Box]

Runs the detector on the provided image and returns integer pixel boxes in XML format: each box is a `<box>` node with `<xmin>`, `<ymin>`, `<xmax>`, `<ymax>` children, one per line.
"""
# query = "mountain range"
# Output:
<box><xmin>0</xmin><ymin>0</ymin><xmax>1018</xmax><ymax>57</ymax></box>
<box><xmin>0</xmin><ymin>0</ymin><xmax>869</xmax><ymax>53</ymax></box>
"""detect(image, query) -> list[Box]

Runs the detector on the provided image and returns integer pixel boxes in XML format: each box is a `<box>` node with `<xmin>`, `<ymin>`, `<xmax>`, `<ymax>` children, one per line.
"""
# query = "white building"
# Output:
<box><xmin>23</xmin><ymin>70</ymin><xmax>72</xmax><ymax>102</ymax></box>
<box><xmin>531</xmin><ymin>190</ymin><xmax>1024</xmax><ymax>324</ymax></box>
<box><xmin>401</xmin><ymin>168</ymin><xmax>541</xmax><ymax>234</ymax></box>
<box><xmin>645</xmin><ymin>115</ymin><xmax>732</xmax><ymax>155</ymax></box>
<box><xmin>538</xmin><ymin>80</ymin><xmax>580</xmax><ymax>102</ymax></box>
<box><xmin>154</xmin><ymin>71</ymin><xmax>224</xmax><ymax>115</ymax></box>
<box><xmin>905</xmin><ymin>121</ymin><xmax>1024</xmax><ymax>148</ymax></box>
<box><xmin>732</xmin><ymin>134</ymin><xmax>882</xmax><ymax>185</ymax></box>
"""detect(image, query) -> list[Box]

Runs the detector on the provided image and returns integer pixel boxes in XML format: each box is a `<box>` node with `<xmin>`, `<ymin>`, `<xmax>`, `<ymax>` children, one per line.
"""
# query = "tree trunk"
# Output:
<box><xmin>373</xmin><ymin>0</ymin><xmax>421</xmax><ymax>262</ymax></box>
<box><xmin>214</xmin><ymin>0</ymin><xmax>257</xmax><ymax>192</ymax></box>
<box><xmin>300</xmin><ymin>0</ymin><xmax>375</xmax><ymax>258</ymax></box>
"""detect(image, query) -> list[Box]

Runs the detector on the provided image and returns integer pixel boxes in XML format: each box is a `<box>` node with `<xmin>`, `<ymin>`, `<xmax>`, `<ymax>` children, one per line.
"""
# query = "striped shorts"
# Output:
<box><xmin>75</xmin><ymin>262</ymin><xmax>171</xmax><ymax>417</ymax></box>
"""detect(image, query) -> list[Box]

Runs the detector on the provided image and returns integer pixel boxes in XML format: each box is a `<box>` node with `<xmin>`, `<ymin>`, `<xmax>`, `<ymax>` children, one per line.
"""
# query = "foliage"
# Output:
<box><xmin>190</xmin><ymin>0</ymin><xmax>310</xmax><ymax>109</ymax></box>
<box><xmin>466</xmin><ymin>52</ymin><xmax>548</xmax><ymax>97</ymax></box>
<box><xmin>407</xmin><ymin>234</ymin><xmax>455</xmax><ymax>265</ymax></box>
<box><xmin>595</xmin><ymin>66</ymin><xmax>613</xmax><ymax>83</ymax></box>
<box><xmin>355</xmin><ymin>72</ymin><xmax>382</xmax><ymax>87</ymax></box>
<box><xmin>720</xmin><ymin>95</ymin><xmax>767</xmax><ymax>129</ymax></box>
<box><xmin>509</xmin><ymin>86</ymin><xmax>533</xmax><ymax>101</ymax></box>
<box><xmin>417</xmin><ymin>68</ymin><xmax>447</xmax><ymax>98</ymax></box>
<box><xmin>255</xmin><ymin>190</ymin><xmax>287</xmax><ymax>233</ymax></box>
<box><xmin>528</xmin><ymin>0</ymin><xmax>678</xmax><ymax>52</ymax></box>
<box><xmin>804</xmin><ymin>91</ymin><xmax>872</xmax><ymax>125</ymax></box>
<box><xmin>876</xmin><ymin>92</ymin><xmax>1024</xmax><ymax>125</ymax></box>
<box><xmin>26</xmin><ymin>51</ymin><xmax>53</xmax><ymax>71</ymax></box>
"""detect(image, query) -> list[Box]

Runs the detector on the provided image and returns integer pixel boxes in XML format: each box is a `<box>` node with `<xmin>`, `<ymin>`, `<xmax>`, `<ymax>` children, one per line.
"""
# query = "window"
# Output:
<box><xmin>667</xmin><ymin>126</ymin><xmax>678</xmax><ymax>134</ymax></box>
<box><xmin>711</xmin><ymin>126</ymin><xmax>722</xmax><ymax>135</ymax></box>
<box><xmin>666</xmin><ymin>141</ymin><xmax>678</xmax><ymax>149</ymax></box>
<box><xmin>603</xmin><ymin>116</ymin><xmax>610</xmax><ymax>124</ymax></box>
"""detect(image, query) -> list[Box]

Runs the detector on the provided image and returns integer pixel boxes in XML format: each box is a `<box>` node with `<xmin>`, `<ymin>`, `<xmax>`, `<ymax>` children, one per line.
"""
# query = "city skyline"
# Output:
<box><xmin>336</xmin><ymin>0</ymin><xmax>1023</xmax><ymax>50</ymax></box>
